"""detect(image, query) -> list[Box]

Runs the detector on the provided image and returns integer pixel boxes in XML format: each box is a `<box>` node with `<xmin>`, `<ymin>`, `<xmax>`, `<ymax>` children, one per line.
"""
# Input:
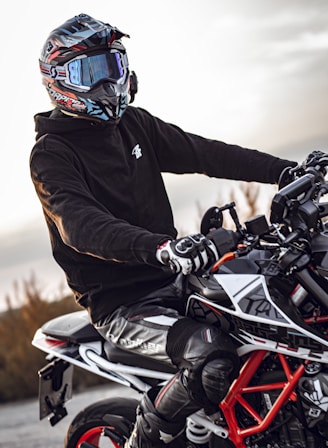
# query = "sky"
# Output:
<box><xmin>1</xmin><ymin>0</ymin><xmax>328</xmax><ymax>308</ymax></box>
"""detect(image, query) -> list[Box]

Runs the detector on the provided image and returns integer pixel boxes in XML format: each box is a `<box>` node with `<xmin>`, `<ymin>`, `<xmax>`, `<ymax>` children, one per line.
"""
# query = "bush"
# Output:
<box><xmin>0</xmin><ymin>275</ymin><xmax>106</xmax><ymax>403</ymax></box>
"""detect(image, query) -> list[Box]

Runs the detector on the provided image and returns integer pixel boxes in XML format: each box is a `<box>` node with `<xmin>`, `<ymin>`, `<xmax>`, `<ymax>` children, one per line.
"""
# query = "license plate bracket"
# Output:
<box><xmin>38</xmin><ymin>358</ymin><xmax>73</xmax><ymax>426</ymax></box>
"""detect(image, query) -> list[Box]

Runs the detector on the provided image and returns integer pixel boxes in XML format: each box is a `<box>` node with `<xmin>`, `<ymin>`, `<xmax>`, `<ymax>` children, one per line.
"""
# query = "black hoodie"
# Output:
<box><xmin>30</xmin><ymin>106</ymin><xmax>294</xmax><ymax>323</ymax></box>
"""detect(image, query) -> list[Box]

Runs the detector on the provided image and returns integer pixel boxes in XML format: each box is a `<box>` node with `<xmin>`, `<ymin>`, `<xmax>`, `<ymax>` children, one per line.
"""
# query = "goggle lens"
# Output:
<box><xmin>67</xmin><ymin>52</ymin><xmax>126</xmax><ymax>88</ymax></box>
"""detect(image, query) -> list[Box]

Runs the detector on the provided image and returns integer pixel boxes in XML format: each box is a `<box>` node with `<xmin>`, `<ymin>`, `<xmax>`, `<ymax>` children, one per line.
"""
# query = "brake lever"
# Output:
<box><xmin>209</xmin><ymin>242</ymin><xmax>254</xmax><ymax>274</ymax></box>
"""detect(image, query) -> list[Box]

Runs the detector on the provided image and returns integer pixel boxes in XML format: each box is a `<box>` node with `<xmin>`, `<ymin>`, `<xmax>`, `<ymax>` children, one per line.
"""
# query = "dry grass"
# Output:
<box><xmin>0</xmin><ymin>276</ymin><xmax>106</xmax><ymax>403</ymax></box>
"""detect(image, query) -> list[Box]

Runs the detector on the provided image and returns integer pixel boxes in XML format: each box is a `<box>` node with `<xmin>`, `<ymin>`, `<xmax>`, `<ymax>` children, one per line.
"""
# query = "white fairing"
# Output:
<box><xmin>188</xmin><ymin>274</ymin><xmax>328</xmax><ymax>363</ymax></box>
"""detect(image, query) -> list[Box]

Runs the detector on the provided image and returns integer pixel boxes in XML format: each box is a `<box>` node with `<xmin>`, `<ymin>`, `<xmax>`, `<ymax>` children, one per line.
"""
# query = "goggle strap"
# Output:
<box><xmin>39</xmin><ymin>61</ymin><xmax>67</xmax><ymax>80</ymax></box>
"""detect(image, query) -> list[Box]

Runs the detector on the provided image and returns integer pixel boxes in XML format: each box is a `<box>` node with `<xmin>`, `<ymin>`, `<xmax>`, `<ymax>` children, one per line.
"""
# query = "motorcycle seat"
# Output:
<box><xmin>41</xmin><ymin>310</ymin><xmax>177</xmax><ymax>374</ymax></box>
<box><xmin>41</xmin><ymin>310</ymin><xmax>102</xmax><ymax>343</ymax></box>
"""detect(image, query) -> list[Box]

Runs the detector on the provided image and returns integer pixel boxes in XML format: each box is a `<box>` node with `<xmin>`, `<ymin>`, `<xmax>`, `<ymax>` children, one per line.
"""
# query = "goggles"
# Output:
<box><xmin>40</xmin><ymin>50</ymin><xmax>129</xmax><ymax>91</ymax></box>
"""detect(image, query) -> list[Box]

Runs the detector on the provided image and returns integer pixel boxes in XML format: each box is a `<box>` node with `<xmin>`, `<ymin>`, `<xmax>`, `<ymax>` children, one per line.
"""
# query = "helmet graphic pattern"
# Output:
<box><xmin>39</xmin><ymin>13</ymin><xmax>132</xmax><ymax>121</ymax></box>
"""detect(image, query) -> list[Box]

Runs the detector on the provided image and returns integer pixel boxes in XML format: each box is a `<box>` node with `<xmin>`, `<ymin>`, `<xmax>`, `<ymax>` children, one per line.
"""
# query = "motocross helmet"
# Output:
<box><xmin>39</xmin><ymin>13</ymin><xmax>137</xmax><ymax>121</ymax></box>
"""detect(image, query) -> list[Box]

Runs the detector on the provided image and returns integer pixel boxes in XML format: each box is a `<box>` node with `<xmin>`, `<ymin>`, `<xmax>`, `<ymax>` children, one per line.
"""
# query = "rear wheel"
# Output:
<box><xmin>65</xmin><ymin>397</ymin><xmax>139</xmax><ymax>448</ymax></box>
<box><xmin>65</xmin><ymin>396</ymin><xmax>223</xmax><ymax>447</ymax></box>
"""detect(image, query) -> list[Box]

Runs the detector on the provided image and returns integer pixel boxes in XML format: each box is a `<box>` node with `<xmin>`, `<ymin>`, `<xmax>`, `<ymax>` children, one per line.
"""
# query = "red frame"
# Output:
<box><xmin>220</xmin><ymin>350</ymin><xmax>305</xmax><ymax>448</ymax></box>
<box><xmin>304</xmin><ymin>315</ymin><xmax>328</xmax><ymax>324</ymax></box>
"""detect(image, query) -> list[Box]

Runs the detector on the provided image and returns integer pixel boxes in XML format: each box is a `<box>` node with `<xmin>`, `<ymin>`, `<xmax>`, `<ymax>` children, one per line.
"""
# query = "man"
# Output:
<box><xmin>30</xmin><ymin>14</ymin><xmax>296</xmax><ymax>447</ymax></box>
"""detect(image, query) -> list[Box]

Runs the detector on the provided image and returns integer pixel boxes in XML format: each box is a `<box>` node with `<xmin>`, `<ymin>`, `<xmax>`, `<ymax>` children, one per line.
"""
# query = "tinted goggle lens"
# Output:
<box><xmin>67</xmin><ymin>52</ymin><xmax>126</xmax><ymax>88</ymax></box>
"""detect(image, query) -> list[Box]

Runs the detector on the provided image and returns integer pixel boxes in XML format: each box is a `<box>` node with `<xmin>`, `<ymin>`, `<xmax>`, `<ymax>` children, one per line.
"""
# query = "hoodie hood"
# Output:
<box><xmin>34</xmin><ymin>108</ymin><xmax>117</xmax><ymax>141</ymax></box>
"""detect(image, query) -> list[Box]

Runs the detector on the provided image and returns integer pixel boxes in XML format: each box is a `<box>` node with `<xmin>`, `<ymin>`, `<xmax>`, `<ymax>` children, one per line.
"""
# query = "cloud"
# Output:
<box><xmin>0</xmin><ymin>219</ymin><xmax>67</xmax><ymax>309</ymax></box>
<box><xmin>0</xmin><ymin>220</ymin><xmax>50</xmax><ymax>269</ymax></box>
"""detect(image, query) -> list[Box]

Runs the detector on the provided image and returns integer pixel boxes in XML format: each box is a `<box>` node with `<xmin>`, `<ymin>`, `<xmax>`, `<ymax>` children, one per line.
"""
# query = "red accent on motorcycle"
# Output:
<box><xmin>43</xmin><ymin>337</ymin><xmax>67</xmax><ymax>348</ymax></box>
<box><xmin>211</xmin><ymin>251</ymin><xmax>236</xmax><ymax>272</ymax></box>
<box><xmin>76</xmin><ymin>426</ymin><xmax>120</xmax><ymax>448</ymax></box>
<box><xmin>220</xmin><ymin>350</ymin><xmax>305</xmax><ymax>448</ymax></box>
<box><xmin>304</xmin><ymin>314</ymin><xmax>328</xmax><ymax>324</ymax></box>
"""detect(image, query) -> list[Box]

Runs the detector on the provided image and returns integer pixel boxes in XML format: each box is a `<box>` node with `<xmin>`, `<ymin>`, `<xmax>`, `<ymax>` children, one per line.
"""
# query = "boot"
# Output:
<box><xmin>125</xmin><ymin>386</ymin><xmax>186</xmax><ymax>447</ymax></box>
<box><xmin>125</xmin><ymin>372</ymin><xmax>201</xmax><ymax>447</ymax></box>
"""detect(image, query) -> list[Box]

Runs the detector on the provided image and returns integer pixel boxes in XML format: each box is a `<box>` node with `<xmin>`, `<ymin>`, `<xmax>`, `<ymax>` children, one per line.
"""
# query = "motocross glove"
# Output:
<box><xmin>303</xmin><ymin>150</ymin><xmax>328</xmax><ymax>177</ymax></box>
<box><xmin>156</xmin><ymin>233</ymin><xmax>219</xmax><ymax>275</ymax></box>
<box><xmin>278</xmin><ymin>166</ymin><xmax>295</xmax><ymax>190</ymax></box>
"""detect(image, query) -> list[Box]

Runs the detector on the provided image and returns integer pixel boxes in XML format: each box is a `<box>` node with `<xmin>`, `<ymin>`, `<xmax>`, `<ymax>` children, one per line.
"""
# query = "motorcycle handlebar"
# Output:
<box><xmin>270</xmin><ymin>173</ymin><xmax>316</xmax><ymax>224</ymax></box>
<box><xmin>207</xmin><ymin>227</ymin><xmax>241</xmax><ymax>258</ymax></box>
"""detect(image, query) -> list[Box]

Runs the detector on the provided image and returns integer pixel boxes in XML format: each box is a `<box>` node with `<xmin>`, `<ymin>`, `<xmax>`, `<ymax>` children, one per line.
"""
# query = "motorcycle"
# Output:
<box><xmin>32</xmin><ymin>151</ymin><xmax>328</xmax><ymax>448</ymax></box>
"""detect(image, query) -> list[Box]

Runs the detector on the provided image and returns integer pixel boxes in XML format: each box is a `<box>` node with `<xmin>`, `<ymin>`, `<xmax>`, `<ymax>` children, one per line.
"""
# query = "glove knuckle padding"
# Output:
<box><xmin>156</xmin><ymin>233</ymin><xmax>219</xmax><ymax>274</ymax></box>
<box><xmin>174</xmin><ymin>234</ymin><xmax>214</xmax><ymax>271</ymax></box>
<box><xmin>174</xmin><ymin>234</ymin><xmax>203</xmax><ymax>255</ymax></box>
<box><xmin>175</xmin><ymin>238</ymin><xmax>193</xmax><ymax>255</ymax></box>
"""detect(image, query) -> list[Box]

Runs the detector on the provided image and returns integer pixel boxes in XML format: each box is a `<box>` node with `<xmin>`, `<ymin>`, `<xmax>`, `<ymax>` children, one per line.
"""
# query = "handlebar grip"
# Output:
<box><xmin>206</xmin><ymin>227</ymin><xmax>240</xmax><ymax>257</ymax></box>
<box><xmin>283</xmin><ymin>230</ymin><xmax>302</xmax><ymax>245</ymax></box>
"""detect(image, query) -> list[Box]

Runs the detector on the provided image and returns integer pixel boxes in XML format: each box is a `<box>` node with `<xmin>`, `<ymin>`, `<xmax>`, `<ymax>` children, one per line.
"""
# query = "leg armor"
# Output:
<box><xmin>126</xmin><ymin>385</ymin><xmax>190</xmax><ymax>448</ymax></box>
<box><xmin>166</xmin><ymin>317</ymin><xmax>239</xmax><ymax>409</ymax></box>
<box><xmin>127</xmin><ymin>318</ymin><xmax>239</xmax><ymax>447</ymax></box>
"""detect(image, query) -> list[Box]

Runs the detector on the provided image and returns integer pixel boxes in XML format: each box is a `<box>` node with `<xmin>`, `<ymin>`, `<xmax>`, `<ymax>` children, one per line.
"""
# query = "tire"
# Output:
<box><xmin>64</xmin><ymin>397</ymin><xmax>139</xmax><ymax>448</ymax></box>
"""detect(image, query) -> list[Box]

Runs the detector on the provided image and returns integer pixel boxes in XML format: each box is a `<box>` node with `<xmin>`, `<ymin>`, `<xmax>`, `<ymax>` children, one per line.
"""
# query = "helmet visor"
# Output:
<box><xmin>67</xmin><ymin>51</ymin><xmax>128</xmax><ymax>90</ymax></box>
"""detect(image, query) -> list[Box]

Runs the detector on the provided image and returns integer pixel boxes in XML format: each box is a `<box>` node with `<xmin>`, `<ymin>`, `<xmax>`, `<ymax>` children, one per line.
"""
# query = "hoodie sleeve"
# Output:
<box><xmin>30</xmin><ymin>134</ymin><xmax>170</xmax><ymax>266</ymax></box>
<box><xmin>135</xmin><ymin>108</ymin><xmax>296</xmax><ymax>184</ymax></box>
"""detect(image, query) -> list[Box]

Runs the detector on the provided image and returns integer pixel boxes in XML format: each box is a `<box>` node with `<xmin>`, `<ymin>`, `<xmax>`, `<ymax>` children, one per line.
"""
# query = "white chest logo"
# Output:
<box><xmin>132</xmin><ymin>144</ymin><xmax>142</xmax><ymax>159</ymax></box>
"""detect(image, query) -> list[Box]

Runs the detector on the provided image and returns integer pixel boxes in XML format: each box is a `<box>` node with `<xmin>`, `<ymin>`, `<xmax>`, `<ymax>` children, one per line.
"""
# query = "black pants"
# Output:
<box><xmin>95</xmin><ymin>275</ymin><xmax>239</xmax><ymax>445</ymax></box>
<box><xmin>95</xmin><ymin>275</ymin><xmax>186</xmax><ymax>367</ymax></box>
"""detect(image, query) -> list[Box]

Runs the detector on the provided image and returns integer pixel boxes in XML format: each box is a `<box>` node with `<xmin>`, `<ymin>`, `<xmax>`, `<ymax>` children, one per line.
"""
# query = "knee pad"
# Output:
<box><xmin>167</xmin><ymin>318</ymin><xmax>238</xmax><ymax>365</ymax></box>
<box><xmin>166</xmin><ymin>318</ymin><xmax>239</xmax><ymax>408</ymax></box>
<box><xmin>202</xmin><ymin>357</ymin><xmax>234</xmax><ymax>403</ymax></box>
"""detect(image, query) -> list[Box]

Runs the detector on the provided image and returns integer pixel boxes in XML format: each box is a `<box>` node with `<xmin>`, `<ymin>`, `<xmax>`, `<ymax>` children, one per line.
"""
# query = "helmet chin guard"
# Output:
<box><xmin>39</xmin><ymin>13</ymin><xmax>137</xmax><ymax>121</ymax></box>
